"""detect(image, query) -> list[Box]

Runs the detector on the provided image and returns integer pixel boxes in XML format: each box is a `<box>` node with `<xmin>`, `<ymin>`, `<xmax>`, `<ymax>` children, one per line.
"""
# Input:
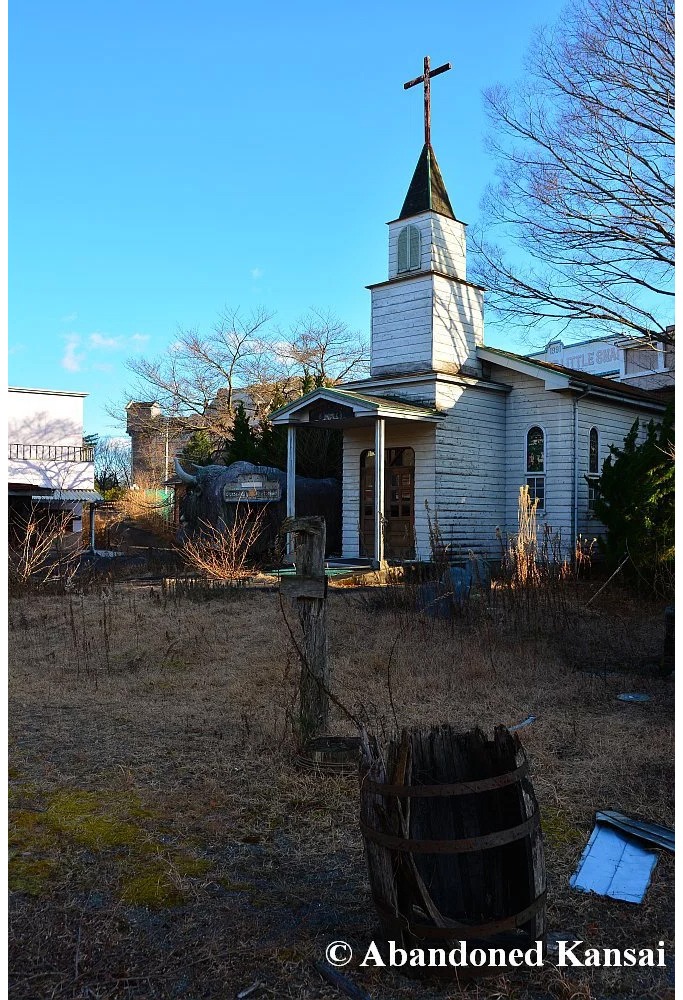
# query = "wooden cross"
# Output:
<box><xmin>404</xmin><ymin>56</ymin><xmax>452</xmax><ymax>147</ymax></box>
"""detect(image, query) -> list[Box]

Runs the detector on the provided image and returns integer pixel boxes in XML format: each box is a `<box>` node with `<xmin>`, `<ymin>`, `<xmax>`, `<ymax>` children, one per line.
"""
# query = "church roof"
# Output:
<box><xmin>399</xmin><ymin>143</ymin><xmax>455</xmax><ymax>221</ymax></box>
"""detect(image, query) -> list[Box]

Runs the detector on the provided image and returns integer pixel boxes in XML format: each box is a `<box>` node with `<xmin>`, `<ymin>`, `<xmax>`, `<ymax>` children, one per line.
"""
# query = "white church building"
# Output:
<box><xmin>271</xmin><ymin>133</ymin><xmax>669</xmax><ymax>565</ymax></box>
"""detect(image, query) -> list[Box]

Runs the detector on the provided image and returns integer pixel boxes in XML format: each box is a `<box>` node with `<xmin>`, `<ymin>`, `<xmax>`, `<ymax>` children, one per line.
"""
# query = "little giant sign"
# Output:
<box><xmin>223</xmin><ymin>475</ymin><xmax>282</xmax><ymax>503</ymax></box>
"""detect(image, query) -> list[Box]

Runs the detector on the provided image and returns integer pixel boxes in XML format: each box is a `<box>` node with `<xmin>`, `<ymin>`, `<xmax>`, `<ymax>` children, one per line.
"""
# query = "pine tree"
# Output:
<box><xmin>594</xmin><ymin>406</ymin><xmax>674</xmax><ymax>595</ymax></box>
<box><xmin>181</xmin><ymin>430</ymin><xmax>215</xmax><ymax>466</ymax></box>
<box><xmin>300</xmin><ymin>370</ymin><xmax>315</xmax><ymax>395</ymax></box>
<box><xmin>257</xmin><ymin>420</ymin><xmax>287</xmax><ymax>469</ymax></box>
<box><xmin>224</xmin><ymin>403</ymin><xmax>261</xmax><ymax>465</ymax></box>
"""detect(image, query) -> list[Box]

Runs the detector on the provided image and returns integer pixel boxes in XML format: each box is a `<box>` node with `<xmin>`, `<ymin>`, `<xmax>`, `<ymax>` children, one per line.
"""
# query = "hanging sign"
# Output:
<box><xmin>308</xmin><ymin>401</ymin><xmax>355</xmax><ymax>423</ymax></box>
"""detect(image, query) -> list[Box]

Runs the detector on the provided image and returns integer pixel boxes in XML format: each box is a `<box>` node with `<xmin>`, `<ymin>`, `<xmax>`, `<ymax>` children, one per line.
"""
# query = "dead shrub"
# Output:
<box><xmin>180</xmin><ymin>506</ymin><xmax>268</xmax><ymax>582</ymax></box>
<box><xmin>8</xmin><ymin>505</ymin><xmax>83</xmax><ymax>593</ymax></box>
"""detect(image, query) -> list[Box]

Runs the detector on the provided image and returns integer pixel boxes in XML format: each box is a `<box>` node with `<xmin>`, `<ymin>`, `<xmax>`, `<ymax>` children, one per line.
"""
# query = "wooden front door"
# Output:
<box><xmin>360</xmin><ymin>448</ymin><xmax>415</xmax><ymax>560</ymax></box>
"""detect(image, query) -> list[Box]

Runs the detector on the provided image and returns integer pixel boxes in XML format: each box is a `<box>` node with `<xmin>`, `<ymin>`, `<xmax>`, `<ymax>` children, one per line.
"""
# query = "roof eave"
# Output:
<box><xmin>566</xmin><ymin>381</ymin><xmax>668</xmax><ymax>412</ymax></box>
<box><xmin>269</xmin><ymin>386</ymin><xmax>442</xmax><ymax>425</ymax></box>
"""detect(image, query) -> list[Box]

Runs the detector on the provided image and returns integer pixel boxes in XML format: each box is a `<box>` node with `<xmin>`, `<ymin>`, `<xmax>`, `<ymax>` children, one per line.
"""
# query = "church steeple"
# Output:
<box><xmin>367</xmin><ymin>56</ymin><xmax>484</xmax><ymax>379</ymax></box>
<box><xmin>399</xmin><ymin>143</ymin><xmax>455</xmax><ymax>220</ymax></box>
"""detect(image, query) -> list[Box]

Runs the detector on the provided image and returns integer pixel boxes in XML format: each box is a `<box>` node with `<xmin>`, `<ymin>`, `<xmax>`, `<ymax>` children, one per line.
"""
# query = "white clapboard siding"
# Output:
<box><xmin>371</xmin><ymin>276</ymin><xmax>434</xmax><ymax>375</ymax></box>
<box><xmin>490</xmin><ymin>366</ymin><xmax>576</xmax><ymax>554</ymax></box>
<box><xmin>342</xmin><ymin>422</ymin><xmax>437</xmax><ymax>560</ymax></box>
<box><xmin>575</xmin><ymin>396</ymin><xmax>658</xmax><ymax>541</ymax></box>
<box><xmin>491</xmin><ymin>364</ymin><xmax>664</xmax><ymax>556</ymax></box>
<box><xmin>433</xmin><ymin>382</ymin><xmax>507</xmax><ymax>558</ymax></box>
<box><xmin>387</xmin><ymin>213</ymin><xmax>467</xmax><ymax>280</ymax></box>
<box><xmin>371</xmin><ymin>275</ymin><xmax>484</xmax><ymax>377</ymax></box>
<box><xmin>375</xmin><ymin>206</ymin><xmax>478</xmax><ymax>378</ymax></box>
<box><xmin>432</xmin><ymin>276</ymin><xmax>483</xmax><ymax>374</ymax></box>
<box><xmin>341</xmin><ymin>429</ymin><xmax>366</xmax><ymax>558</ymax></box>
<box><xmin>429</xmin><ymin>215</ymin><xmax>466</xmax><ymax>278</ymax></box>
<box><xmin>356</xmin><ymin>381</ymin><xmax>438</xmax><ymax>407</ymax></box>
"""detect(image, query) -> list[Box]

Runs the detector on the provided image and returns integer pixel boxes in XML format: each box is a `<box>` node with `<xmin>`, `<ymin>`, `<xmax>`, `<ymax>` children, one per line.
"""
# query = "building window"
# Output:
<box><xmin>587</xmin><ymin>479</ymin><xmax>600</xmax><ymax>515</ymax></box>
<box><xmin>624</xmin><ymin>346</ymin><xmax>657</xmax><ymax>374</ymax></box>
<box><xmin>588</xmin><ymin>427</ymin><xmax>599</xmax><ymax>475</ymax></box>
<box><xmin>526</xmin><ymin>425</ymin><xmax>545</xmax><ymax>510</ymax></box>
<box><xmin>587</xmin><ymin>426</ymin><xmax>600</xmax><ymax>514</ymax></box>
<box><xmin>397</xmin><ymin>225</ymin><xmax>421</xmax><ymax>273</ymax></box>
<box><xmin>664</xmin><ymin>342</ymin><xmax>675</xmax><ymax>371</ymax></box>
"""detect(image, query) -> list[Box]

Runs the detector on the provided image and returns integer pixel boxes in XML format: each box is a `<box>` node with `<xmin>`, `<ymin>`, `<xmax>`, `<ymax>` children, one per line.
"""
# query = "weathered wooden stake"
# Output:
<box><xmin>281</xmin><ymin>516</ymin><xmax>329</xmax><ymax>739</ymax></box>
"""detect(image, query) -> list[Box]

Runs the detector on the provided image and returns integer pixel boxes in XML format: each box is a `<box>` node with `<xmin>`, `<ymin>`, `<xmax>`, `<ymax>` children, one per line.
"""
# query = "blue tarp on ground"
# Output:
<box><xmin>569</xmin><ymin>824</ymin><xmax>659</xmax><ymax>903</ymax></box>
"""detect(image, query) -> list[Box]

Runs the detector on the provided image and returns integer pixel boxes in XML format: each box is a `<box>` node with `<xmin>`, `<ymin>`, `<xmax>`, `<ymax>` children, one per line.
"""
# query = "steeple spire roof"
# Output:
<box><xmin>399</xmin><ymin>143</ymin><xmax>455</xmax><ymax>220</ymax></box>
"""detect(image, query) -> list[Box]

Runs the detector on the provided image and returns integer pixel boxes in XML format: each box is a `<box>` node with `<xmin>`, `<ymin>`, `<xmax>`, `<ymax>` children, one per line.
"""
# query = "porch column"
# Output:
<box><xmin>374</xmin><ymin>417</ymin><xmax>385</xmax><ymax>566</ymax></box>
<box><xmin>89</xmin><ymin>503</ymin><xmax>96</xmax><ymax>552</ymax></box>
<box><xmin>286</xmin><ymin>425</ymin><xmax>296</xmax><ymax>554</ymax></box>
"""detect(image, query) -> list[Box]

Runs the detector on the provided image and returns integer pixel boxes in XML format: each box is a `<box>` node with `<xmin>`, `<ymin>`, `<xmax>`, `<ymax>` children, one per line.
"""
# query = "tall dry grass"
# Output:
<box><xmin>108</xmin><ymin>478</ymin><xmax>176</xmax><ymax>544</ymax></box>
<box><xmin>8</xmin><ymin>579</ymin><xmax>674</xmax><ymax>1000</ymax></box>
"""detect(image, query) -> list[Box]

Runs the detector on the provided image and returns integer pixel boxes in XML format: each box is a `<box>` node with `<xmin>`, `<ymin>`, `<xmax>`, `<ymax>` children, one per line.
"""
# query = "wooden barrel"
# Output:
<box><xmin>359</xmin><ymin>725</ymin><xmax>546</xmax><ymax>978</ymax></box>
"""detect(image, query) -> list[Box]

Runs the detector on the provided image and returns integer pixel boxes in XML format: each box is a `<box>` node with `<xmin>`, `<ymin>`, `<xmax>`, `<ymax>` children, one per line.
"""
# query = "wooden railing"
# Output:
<box><xmin>8</xmin><ymin>443</ymin><xmax>95</xmax><ymax>463</ymax></box>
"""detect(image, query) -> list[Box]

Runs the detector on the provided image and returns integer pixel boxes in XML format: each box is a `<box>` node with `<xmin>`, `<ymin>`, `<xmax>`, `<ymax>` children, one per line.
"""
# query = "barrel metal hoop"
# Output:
<box><xmin>373</xmin><ymin>890</ymin><xmax>547</xmax><ymax>941</ymax></box>
<box><xmin>360</xmin><ymin>811</ymin><xmax>540</xmax><ymax>854</ymax></box>
<box><xmin>364</xmin><ymin>762</ymin><xmax>529</xmax><ymax>799</ymax></box>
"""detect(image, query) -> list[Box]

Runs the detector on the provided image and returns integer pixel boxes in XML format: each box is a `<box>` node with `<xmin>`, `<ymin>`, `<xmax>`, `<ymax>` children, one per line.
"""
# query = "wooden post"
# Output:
<box><xmin>89</xmin><ymin>502</ymin><xmax>96</xmax><ymax>552</ymax></box>
<box><xmin>280</xmin><ymin>515</ymin><xmax>329</xmax><ymax>739</ymax></box>
<box><xmin>286</xmin><ymin>426</ymin><xmax>296</xmax><ymax>555</ymax></box>
<box><xmin>374</xmin><ymin>417</ymin><xmax>385</xmax><ymax>568</ymax></box>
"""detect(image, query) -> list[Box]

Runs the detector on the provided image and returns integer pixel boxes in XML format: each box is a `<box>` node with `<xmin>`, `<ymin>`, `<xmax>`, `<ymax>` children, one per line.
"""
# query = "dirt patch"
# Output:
<box><xmin>8</xmin><ymin>582</ymin><xmax>674</xmax><ymax>999</ymax></box>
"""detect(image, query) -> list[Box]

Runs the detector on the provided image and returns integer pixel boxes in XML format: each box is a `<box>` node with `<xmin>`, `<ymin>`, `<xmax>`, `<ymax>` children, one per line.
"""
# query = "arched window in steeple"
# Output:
<box><xmin>397</xmin><ymin>225</ymin><xmax>421</xmax><ymax>273</ymax></box>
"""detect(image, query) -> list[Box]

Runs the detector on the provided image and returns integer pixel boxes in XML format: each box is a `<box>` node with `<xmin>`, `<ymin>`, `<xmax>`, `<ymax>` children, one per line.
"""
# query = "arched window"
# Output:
<box><xmin>397</xmin><ymin>225</ymin><xmax>421</xmax><ymax>273</ymax></box>
<box><xmin>588</xmin><ymin>426</ymin><xmax>600</xmax><ymax>513</ymax></box>
<box><xmin>588</xmin><ymin>427</ymin><xmax>599</xmax><ymax>475</ymax></box>
<box><xmin>526</xmin><ymin>426</ymin><xmax>545</xmax><ymax>510</ymax></box>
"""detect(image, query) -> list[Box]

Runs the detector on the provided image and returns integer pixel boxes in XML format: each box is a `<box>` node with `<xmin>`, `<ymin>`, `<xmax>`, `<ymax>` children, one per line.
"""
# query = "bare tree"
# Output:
<box><xmin>122</xmin><ymin>305</ymin><xmax>370</xmax><ymax>437</ymax></box>
<box><xmin>95</xmin><ymin>437</ymin><xmax>132</xmax><ymax>494</ymax></box>
<box><xmin>126</xmin><ymin>307</ymin><xmax>274</xmax><ymax>434</ymax></box>
<box><xmin>276</xmin><ymin>308</ymin><xmax>371</xmax><ymax>385</ymax></box>
<box><xmin>471</xmin><ymin>0</ymin><xmax>674</xmax><ymax>343</ymax></box>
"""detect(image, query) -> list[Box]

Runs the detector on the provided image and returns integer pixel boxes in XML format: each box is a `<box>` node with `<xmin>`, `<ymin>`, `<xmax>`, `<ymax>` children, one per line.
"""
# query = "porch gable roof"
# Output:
<box><xmin>269</xmin><ymin>386</ymin><xmax>442</xmax><ymax>425</ymax></box>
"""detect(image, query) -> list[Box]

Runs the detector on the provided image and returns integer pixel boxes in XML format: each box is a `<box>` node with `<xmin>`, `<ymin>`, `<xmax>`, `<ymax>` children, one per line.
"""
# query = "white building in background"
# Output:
<box><xmin>270</xmin><ymin>135</ymin><xmax>671</xmax><ymax>565</ymax></box>
<box><xmin>8</xmin><ymin>386</ymin><xmax>102</xmax><ymax>546</ymax></box>
<box><xmin>528</xmin><ymin>328</ymin><xmax>675</xmax><ymax>391</ymax></box>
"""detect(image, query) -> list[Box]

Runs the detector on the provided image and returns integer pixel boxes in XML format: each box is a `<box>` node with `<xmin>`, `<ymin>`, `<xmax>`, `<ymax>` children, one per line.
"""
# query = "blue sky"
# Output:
<box><xmin>9</xmin><ymin>0</ymin><xmax>571</xmax><ymax>436</ymax></box>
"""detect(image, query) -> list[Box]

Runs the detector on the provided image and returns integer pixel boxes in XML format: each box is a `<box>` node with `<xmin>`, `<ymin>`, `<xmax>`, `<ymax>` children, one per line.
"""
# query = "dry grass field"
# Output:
<box><xmin>8</xmin><ymin>576</ymin><xmax>674</xmax><ymax>999</ymax></box>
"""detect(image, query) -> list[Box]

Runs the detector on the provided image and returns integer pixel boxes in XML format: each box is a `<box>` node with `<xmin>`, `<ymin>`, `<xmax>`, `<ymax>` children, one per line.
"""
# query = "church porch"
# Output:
<box><xmin>269</xmin><ymin>387</ymin><xmax>442</xmax><ymax>566</ymax></box>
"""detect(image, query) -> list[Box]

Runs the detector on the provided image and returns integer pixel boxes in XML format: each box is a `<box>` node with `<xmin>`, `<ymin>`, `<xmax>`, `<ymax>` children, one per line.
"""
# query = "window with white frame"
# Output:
<box><xmin>526</xmin><ymin>425</ymin><xmax>545</xmax><ymax>510</ymax></box>
<box><xmin>587</xmin><ymin>426</ymin><xmax>600</xmax><ymax>514</ymax></box>
<box><xmin>397</xmin><ymin>225</ymin><xmax>421</xmax><ymax>273</ymax></box>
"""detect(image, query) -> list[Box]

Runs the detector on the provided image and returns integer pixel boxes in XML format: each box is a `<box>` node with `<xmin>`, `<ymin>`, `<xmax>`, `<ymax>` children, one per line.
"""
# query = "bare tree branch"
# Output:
<box><xmin>470</xmin><ymin>0</ymin><xmax>674</xmax><ymax>343</ymax></box>
<box><xmin>120</xmin><ymin>305</ymin><xmax>370</xmax><ymax>437</ymax></box>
